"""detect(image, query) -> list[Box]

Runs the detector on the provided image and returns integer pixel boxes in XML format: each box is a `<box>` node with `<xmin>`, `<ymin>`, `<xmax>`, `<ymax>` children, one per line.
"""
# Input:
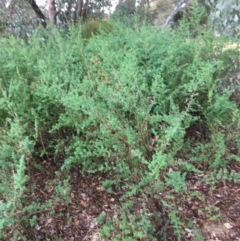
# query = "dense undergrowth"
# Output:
<box><xmin>0</xmin><ymin>15</ymin><xmax>239</xmax><ymax>240</ymax></box>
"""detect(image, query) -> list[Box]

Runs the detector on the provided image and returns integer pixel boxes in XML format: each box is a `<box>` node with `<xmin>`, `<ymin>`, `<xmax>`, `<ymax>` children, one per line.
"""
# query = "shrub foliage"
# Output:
<box><xmin>0</xmin><ymin>17</ymin><xmax>239</xmax><ymax>240</ymax></box>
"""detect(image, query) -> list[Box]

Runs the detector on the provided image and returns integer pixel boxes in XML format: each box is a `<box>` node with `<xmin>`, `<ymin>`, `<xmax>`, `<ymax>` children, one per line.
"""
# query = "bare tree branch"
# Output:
<box><xmin>163</xmin><ymin>0</ymin><xmax>192</xmax><ymax>28</ymax></box>
<box><xmin>25</xmin><ymin>0</ymin><xmax>48</xmax><ymax>28</ymax></box>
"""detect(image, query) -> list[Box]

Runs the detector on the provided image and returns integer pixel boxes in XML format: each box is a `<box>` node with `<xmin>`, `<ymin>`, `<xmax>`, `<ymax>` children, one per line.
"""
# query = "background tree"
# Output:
<box><xmin>205</xmin><ymin>0</ymin><xmax>240</xmax><ymax>37</ymax></box>
<box><xmin>47</xmin><ymin>0</ymin><xmax>112</xmax><ymax>25</ymax></box>
<box><xmin>0</xmin><ymin>0</ymin><xmax>43</xmax><ymax>37</ymax></box>
<box><xmin>0</xmin><ymin>0</ymin><xmax>239</xmax><ymax>38</ymax></box>
<box><xmin>161</xmin><ymin>0</ymin><xmax>239</xmax><ymax>37</ymax></box>
<box><xmin>112</xmin><ymin>0</ymin><xmax>154</xmax><ymax>25</ymax></box>
<box><xmin>0</xmin><ymin>0</ymin><xmax>112</xmax><ymax>37</ymax></box>
<box><xmin>149</xmin><ymin>0</ymin><xmax>179</xmax><ymax>26</ymax></box>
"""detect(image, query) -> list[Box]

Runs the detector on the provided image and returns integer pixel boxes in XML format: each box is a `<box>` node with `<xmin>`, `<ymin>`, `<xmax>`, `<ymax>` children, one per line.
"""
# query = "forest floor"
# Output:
<box><xmin>23</xmin><ymin>155</ymin><xmax>240</xmax><ymax>241</ymax></box>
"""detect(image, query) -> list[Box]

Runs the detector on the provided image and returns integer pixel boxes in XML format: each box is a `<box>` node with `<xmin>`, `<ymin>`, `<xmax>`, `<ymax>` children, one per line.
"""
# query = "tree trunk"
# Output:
<box><xmin>75</xmin><ymin>0</ymin><xmax>89</xmax><ymax>22</ymax></box>
<box><xmin>163</xmin><ymin>0</ymin><xmax>191</xmax><ymax>28</ymax></box>
<box><xmin>163</xmin><ymin>0</ymin><xmax>211</xmax><ymax>28</ymax></box>
<box><xmin>47</xmin><ymin>0</ymin><xmax>57</xmax><ymax>24</ymax></box>
<box><xmin>25</xmin><ymin>0</ymin><xmax>47</xmax><ymax>28</ymax></box>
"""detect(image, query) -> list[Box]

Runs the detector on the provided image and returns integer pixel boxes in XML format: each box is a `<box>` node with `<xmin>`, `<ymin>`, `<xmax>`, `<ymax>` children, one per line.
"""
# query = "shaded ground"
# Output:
<box><xmin>20</xmin><ymin>156</ymin><xmax>240</xmax><ymax>241</ymax></box>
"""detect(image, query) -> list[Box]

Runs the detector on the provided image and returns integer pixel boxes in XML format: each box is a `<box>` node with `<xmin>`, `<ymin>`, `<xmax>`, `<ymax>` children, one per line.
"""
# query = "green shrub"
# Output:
<box><xmin>81</xmin><ymin>19</ymin><xmax>112</xmax><ymax>39</ymax></box>
<box><xmin>0</xmin><ymin>16</ymin><xmax>239</xmax><ymax>240</ymax></box>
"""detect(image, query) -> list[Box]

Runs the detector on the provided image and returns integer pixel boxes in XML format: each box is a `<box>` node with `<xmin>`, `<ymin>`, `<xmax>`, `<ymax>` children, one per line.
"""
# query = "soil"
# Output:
<box><xmin>15</xmin><ymin>154</ymin><xmax>240</xmax><ymax>241</ymax></box>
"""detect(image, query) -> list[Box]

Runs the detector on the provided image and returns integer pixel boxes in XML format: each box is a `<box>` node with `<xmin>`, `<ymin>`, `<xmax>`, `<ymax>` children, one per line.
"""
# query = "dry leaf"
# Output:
<box><xmin>224</xmin><ymin>223</ymin><xmax>234</xmax><ymax>229</ymax></box>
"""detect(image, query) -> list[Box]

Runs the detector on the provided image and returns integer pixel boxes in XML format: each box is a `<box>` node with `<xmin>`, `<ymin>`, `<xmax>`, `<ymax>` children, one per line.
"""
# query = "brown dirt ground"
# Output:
<box><xmin>15</xmin><ymin>155</ymin><xmax>240</xmax><ymax>241</ymax></box>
